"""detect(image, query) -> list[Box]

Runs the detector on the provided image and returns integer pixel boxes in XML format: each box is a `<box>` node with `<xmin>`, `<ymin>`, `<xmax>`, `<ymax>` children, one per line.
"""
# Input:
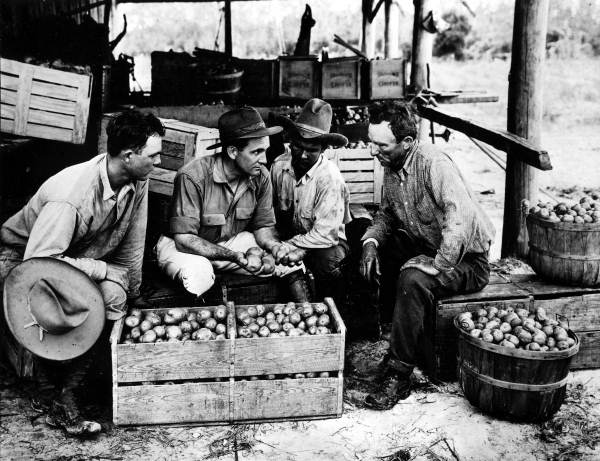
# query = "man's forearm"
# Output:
<box><xmin>174</xmin><ymin>233</ymin><xmax>239</xmax><ymax>261</ymax></box>
<box><xmin>253</xmin><ymin>227</ymin><xmax>281</xmax><ymax>253</ymax></box>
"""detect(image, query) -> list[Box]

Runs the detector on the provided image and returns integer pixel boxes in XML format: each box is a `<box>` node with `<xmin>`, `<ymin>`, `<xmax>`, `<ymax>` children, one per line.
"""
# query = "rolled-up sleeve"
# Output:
<box><xmin>429</xmin><ymin>157</ymin><xmax>477</xmax><ymax>271</ymax></box>
<box><xmin>288</xmin><ymin>176</ymin><xmax>347</xmax><ymax>249</ymax></box>
<box><xmin>251</xmin><ymin>172</ymin><xmax>276</xmax><ymax>230</ymax></box>
<box><xmin>23</xmin><ymin>202</ymin><xmax>107</xmax><ymax>280</ymax></box>
<box><xmin>170</xmin><ymin>173</ymin><xmax>203</xmax><ymax>235</ymax></box>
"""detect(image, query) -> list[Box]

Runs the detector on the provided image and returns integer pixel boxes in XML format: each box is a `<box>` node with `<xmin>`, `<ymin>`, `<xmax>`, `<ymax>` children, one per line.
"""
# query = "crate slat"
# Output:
<box><xmin>233</xmin><ymin>378</ymin><xmax>339</xmax><ymax>420</ymax></box>
<box><xmin>348</xmin><ymin>182</ymin><xmax>374</xmax><ymax>194</ymax></box>
<box><xmin>0</xmin><ymin>89</ymin><xmax>78</xmax><ymax>115</ymax></box>
<box><xmin>0</xmin><ymin>74</ymin><xmax>19</xmax><ymax>91</ymax></box>
<box><xmin>570</xmin><ymin>330</ymin><xmax>600</xmax><ymax>369</ymax></box>
<box><xmin>338</xmin><ymin>160</ymin><xmax>375</xmax><ymax>172</ymax></box>
<box><xmin>28</xmin><ymin>108</ymin><xmax>74</xmax><ymax>129</ymax></box>
<box><xmin>116</xmin><ymin>382</ymin><xmax>230</xmax><ymax>425</ymax></box>
<box><xmin>0</xmin><ymin>118</ymin><xmax>73</xmax><ymax>143</ymax></box>
<box><xmin>349</xmin><ymin>192</ymin><xmax>374</xmax><ymax>204</ymax></box>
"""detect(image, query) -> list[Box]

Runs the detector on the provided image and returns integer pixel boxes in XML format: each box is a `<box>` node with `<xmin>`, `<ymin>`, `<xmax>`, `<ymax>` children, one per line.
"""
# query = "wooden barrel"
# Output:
<box><xmin>526</xmin><ymin>214</ymin><xmax>600</xmax><ymax>287</ymax></box>
<box><xmin>455</xmin><ymin>318</ymin><xmax>579</xmax><ymax>422</ymax></box>
<box><xmin>201</xmin><ymin>70</ymin><xmax>244</xmax><ymax>95</ymax></box>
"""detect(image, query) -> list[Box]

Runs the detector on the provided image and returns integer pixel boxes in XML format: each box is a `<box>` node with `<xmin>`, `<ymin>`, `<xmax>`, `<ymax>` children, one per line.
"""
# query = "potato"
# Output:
<box><xmin>289</xmin><ymin>312</ymin><xmax>301</xmax><ymax>325</ymax></box>
<box><xmin>294</xmin><ymin>373</ymin><xmax>306</xmax><ymax>379</ymax></box>
<box><xmin>258</xmin><ymin>326</ymin><xmax>271</xmax><ymax>337</ymax></box>
<box><xmin>240</xmin><ymin>316</ymin><xmax>253</xmax><ymax>326</ymax></box>
<box><xmin>267</xmin><ymin>321</ymin><xmax>281</xmax><ymax>332</ymax></box>
<box><xmin>215</xmin><ymin>334</ymin><xmax>226</xmax><ymax>340</ymax></box>
<box><xmin>517</xmin><ymin>330</ymin><xmax>533</xmax><ymax>344</ymax></box>
<box><xmin>484</xmin><ymin>320</ymin><xmax>500</xmax><ymax>331</ymax></box>
<box><xmin>526</xmin><ymin>342</ymin><xmax>541</xmax><ymax>351</ymax></box>
<box><xmin>198</xmin><ymin>309</ymin><xmax>212</xmax><ymax>322</ymax></box>
<box><xmin>314</xmin><ymin>303</ymin><xmax>328</xmax><ymax>315</ymax></box>
<box><xmin>180</xmin><ymin>321</ymin><xmax>193</xmax><ymax>334</ymax></box>
<box><xmin>166</xmin><ymin>325</ymin><xmax>183</xmax><ymax>340</ymax></box>
<box><xmin>204</xmin><ymin>318</ymin><xmax>218</xmax><ymax>331</ymax></box>
<box><xmin>499</xmin><ymin>322</ymin><xmax>511</xmax><ymax>334</ymax></box>
<box><xmin>477</xmin><ymin>316</ymin><xmax>489</xmax><ymax>325</ymax></box>
<box><xmin>186</xmin><ymin>312</ymin><xmax>198</xmax><ymax>323</ymax></box>
<box><xmin>125</xmin><ymin>316</ymin><xmax>140</xmax><ymax>328</ymax></box>
<box><xmin>566</xmin><ymin>337</ymin><xmax>575</xmax><ymax>347</ymax></box>
<box><xmin>167</xmin><ymin>308</ymin><xmax>188</xmax><ymax>323</ymax></box>
<box><xmin>282</xmin><ymin>322</ymin><xmax>294</xmax><ymax>332</ymax></box>
<box><xmin>535</xmin><ymin>307</ymin><xmax>548</xmax><ymax>322</ymax></box>
<box><xmin>546</xmin><ymin>337</ymin><xmax>556</xmax><ymax>348</ymax></box>
<box><xmin>215</xmin><ymin>323</ymin><xmax>227</xmax><ymax>335</ymax></box>
<box><xmin>491</xmin><ymin>329</ymin><xmax>504</xmax><ymax>343</ymax></box>
<box><xmin>181</xmin><ymin>333</ymin><xmax>191</xmax><ymax>341</ymax></box>
<box><xmin>306</xmin><ymin>372</ymin><xmax>317</xmax><ymax>378</ymax></box>
<box><xmin>214</xmin><ymin>305</ymin><xmax>227</xmax><ymax>321</ymax></box>
<box><xmin>532</xmin><ymin>330</ymin><xmax>547</xmax><ymax>345</ymax></box>
<box><xmin>305</xmin><ymin>315</ymin><xmax>318</xmax><ymax>328</ymax></box>
<box><xmin>265</xmin><ymin>312</ymin><xmax>276</xmax><ymax>321</ymax></box>
<box><xmin>486</xmin><ymin>306</ymin><xmax>499</xmax><ymax>318</ymax></box>
<box><xmin>129</xmin><ymin>308</ymin><xmax>143</xmax><ymax>318</ymax></box>
<box><xmin>190</xmin><ymin>320</ymin><xmax>200</xmax><ymax>331</ymax></box>
<box><xmin>469</xmin><ymin>329</ymin><xmax>482</xmax><ymax>338</ymax></box>
<box><xmin>153</xmin><ymin>325</ymin><xmax>166</xmax><ymax>338</ymax></box>
<box><xmin>248</xmin><ymin>323</ymin><xmax>260</xmax><ymax>333</ymax></box>
<box><xmin>140</xmin><ymin>330</ymin><xmax>157</xmax><ymax>343</ymax></box>
<box><xmin>481</xmin><ymin>332</ymin><xmax>494</xmax><ymax>343</ymax></box>
<box><xmin>145</xmin><ymin>312</ymin><xmax>162</xmax><ymax>327</ymax></box>
<box><xmin>516</xmin><ymin>308</ymin><xmax>529</xmax><ymax>318</ymax></box>
<box><xmin>194</xmin><ymin>328</ymin><xmax>213</xmax><ymax>341</ymax></box>
<box><xmin>274</xmin><ymin>304</ymin><xmax>287</xmax><ymax>315</ymax></box>
<box><xmin>553</xmin><ymin>326</ymin><xmax>568</xmax><ymax>342</ymax></box>
<box><xmin>301</xmin><ymin>304</ymin><xmax>314</xmax><ymax>319</ymax></box>
<box><xmin>496</xmin><ymin>309</ymin><xmax>508</xmax><ymax>319</ymax></box>
<box><xmin>245</xmin><ymin>255</ymin><xmax>262</xmax><ymax>272</ymax></box>
<box><xmin>261</xmin><ymin>254</ymin><xmax>275</xmax><ymax>274</ymax></box>
<box><xmin>308</xmin><ymin>325</ymin><xmax>318</xmax><ymax>335</ymax></box>
<box><xmin>476</xmin><ymin>308</ymin><xmax>488</xmax><ymax>318</ymax></box>
<box><xmin>542</xmin><ymin>325</ymin><xmax>554</xmax><ymax>336</ymax></box>
<box><xmin>513</xmin><ymin>326</ymin><xmax>524</xmax><ymax>336</ymax></box>
<box><xmin>316</xmin><ymin>326</ymin><xmax>330</xmax><ymax>335</ymax></box>
<box><xmin>474</xmin><ymin>322</ymin><xmax>485</xmax><ymax>330</ymax></box>
<box><xmin>139</xmin><ymin>319</ymin><xmax>153</xmax><ymax>333</ymax></box>
<box><xmin>505</xmin><ymin>334</ymin><xmax>520</xmax><ymax>346</ymax></box>
<box><xmin>247</xmin><ymin>306</ymin><xmax>258</xmax><ymax>318</ymax></box>
<box><xmin>317</xmin><ymin>314</ymin><xmax>330</xmax><ymax>327</ymax></box>
<box><xmin>540</xmin><ymin>345</ymin><xmax>549</xmax><ymax>351</ymax></box>
<box><xmin>499</xmin><ymin>339</ymin><xmax>516</xmax><ymax>348</ymax></box>
<box><xmin>319</xmin><ymin>372</ymin><xmax>330</xmax><ymax>378</ymax></box>
<box><xmin>297</xmin><ymin>320</ymin><xmax>307</xmax><ymax>331</ymax></box>
<box><xmin>255</xmin><ymin>304</ymin><xmax>266</xmax><ymax>316</ymax></box>
<box><xmin>237</xmin><ymin>327</ymin><xmax>252</xmax><ymax>338</ymax></box>
<box><xmin>246</xmin><ymin>247</ymin><xmax>264</xmax><ymax>258</ymax></box>
<box><xmin>163</xmin><ymin>313</ymin><xmax>177</xmax><ymax>325</ymax></box>
<box><xmin>522</xmin><ymin>318</ymin><xmax>536</xmax><ymax>333</ymax></box>
<box><xmin>256</xmin><ymin>316</ymin><xmax>266</xmax><ymax>327</ymax></box>
<box><xmin>130</xmin><ymin>327</ymin><xmax>141</xmax><ymax>340</ymax></box>
<box><xmin>276</xmin><ymin>313</ymin><xmax>286</xmax><ymax>324</ymax></box>
<box><xmin>556</xmin><ymin>340</ymin><xmax>570</xmax><ymax>350</ymax></box>
<box><xmin>287</xmin><ymin>328</ymin><xmax>302</xmax><ymax>337</ymax></box>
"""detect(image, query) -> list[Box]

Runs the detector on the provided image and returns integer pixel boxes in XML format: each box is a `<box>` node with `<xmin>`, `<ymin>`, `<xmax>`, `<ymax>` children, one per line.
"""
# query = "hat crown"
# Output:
<box><xmin>29</xmin><ymin>277</ymin><xmax>90</xmax><ymax>335</ymax></box>
<box><xmin>295</xmin><ymin>98</ymin><xmax>333</xmax><ymax>133</ymax></box>
<box><xmin>218</xmin><ymin>107</ymin><xmax>266</xmax><ymax>143</ymax></box>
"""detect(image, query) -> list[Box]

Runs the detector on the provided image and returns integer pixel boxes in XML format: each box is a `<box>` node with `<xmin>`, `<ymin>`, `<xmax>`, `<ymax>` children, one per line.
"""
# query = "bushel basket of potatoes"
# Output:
<box><xmin>526</xmin><ymin>194</ymin><xmax>600</xmax><ymax>286</ymax></box>
<box><xmin>454</xmin><ymin>303</ymin><xmax>580</xmax><ymax>422</ymax></box>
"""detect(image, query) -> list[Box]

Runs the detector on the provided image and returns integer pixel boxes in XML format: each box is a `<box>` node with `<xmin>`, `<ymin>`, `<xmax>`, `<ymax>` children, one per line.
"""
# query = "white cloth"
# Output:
<box><xmin>155</xmin><ymin>232</ymin><xmax>303</xmax><ymax>296</ymax></box>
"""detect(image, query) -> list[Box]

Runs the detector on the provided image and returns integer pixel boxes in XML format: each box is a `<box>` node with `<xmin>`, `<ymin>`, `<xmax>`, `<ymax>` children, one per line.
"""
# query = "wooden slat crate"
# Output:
<box><xmin>111</xmin><ymin>298</ymin><xmax>345</xmax><ymax>425</ymax></box>
<box><xmin>434</xmin><ymin>274</ymin><xmax>600</xmax><ymax>380</ymax></box>
<box><xmin>326</xmin><ymin>148</ymin><xmax>384</xmax><ymax>205</ymax></box>
<box><xmin>321</xmin><ymin>57</ymin><xmax>364</xmax><ymax>100</ymax></box>
<box><xmin>0</xmin><ymin>58</ymin><xmax>92</xmax><ymax>144</ymax></box>
<box><xmin>368</xmin><ymin>59</ymin><xmax>406</xmax><ymax>99</ymax></box>
<box><xmin>278</xmin><ymin>56</ymin><xmax>319</xmax><ymax>100</ymax></box>
<box><xmin>98</xmin><ymin>114</ymin><xmax>219</xmax><ymax>196</ymax></box>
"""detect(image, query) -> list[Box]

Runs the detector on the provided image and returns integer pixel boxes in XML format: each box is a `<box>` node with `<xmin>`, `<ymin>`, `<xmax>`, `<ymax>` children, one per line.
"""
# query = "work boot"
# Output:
<box><xmin>46</xmin><ymin>389</ymin><xmax>101</xmax><ymax>437</ymax></box>
<box><xmin>284</xmin><ymin>271</ymin><xmax>310</xmax><ymax>303</ymax></box>
<box><xmin>364</xmin><ymin>368</ymin><xmax>412</xmax><ymax>410</ymax></box>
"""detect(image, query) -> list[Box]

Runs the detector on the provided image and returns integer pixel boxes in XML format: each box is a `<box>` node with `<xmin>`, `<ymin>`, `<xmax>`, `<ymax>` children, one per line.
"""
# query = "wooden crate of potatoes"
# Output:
<box><xmin>111</xmin><ymin>298</ymin><xmax>345</xmax><ymax>425</ymax></box>
<box><xmin>1</xmin><ymin>58</ymin><xmax>92</xmax><ymax>144</ymax></box>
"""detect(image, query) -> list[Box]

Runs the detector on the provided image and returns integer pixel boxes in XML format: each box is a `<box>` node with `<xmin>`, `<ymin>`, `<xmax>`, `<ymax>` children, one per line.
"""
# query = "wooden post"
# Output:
<box><xmin>410</xmin><ymin>0</ymin><xmax>435</xmax><ymax>141</ymax></box>
<box><xmin>361</xmin><ymin>0</ymin><xmax>376</xmax><ymax>58</ymax></box>
<box><xmin>501</xmin><ymin>0</ymin><xmax>549</xmax><ymax>258</ymax></box>
<box><xmin>384</xmin><ymin>0</ymin><xmax>400</xmax><ymax>58</ymax></box>
<box><xmin>224</xmin><ymin>0</ymin><xmax>232</xmax><ymax>57</ymax></box>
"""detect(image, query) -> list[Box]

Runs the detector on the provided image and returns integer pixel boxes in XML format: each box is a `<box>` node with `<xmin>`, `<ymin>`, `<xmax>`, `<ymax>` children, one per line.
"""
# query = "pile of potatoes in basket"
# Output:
<box><xmin>457</xmin><ymin>305</ymin><xmax>576</xmax><ymax>352</ymax></box>
<box><xmin>528</xmin><ymin>192</ymin><xmax>600</xmax><ymax>223</ymax></box>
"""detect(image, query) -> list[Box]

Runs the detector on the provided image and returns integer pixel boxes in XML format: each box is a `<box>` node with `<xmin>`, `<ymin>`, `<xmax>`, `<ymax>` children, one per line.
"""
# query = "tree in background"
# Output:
<box><xmin>433</xmin><ymin>11</ymin><xmax>472</xmax><ymax>60</ymax></box>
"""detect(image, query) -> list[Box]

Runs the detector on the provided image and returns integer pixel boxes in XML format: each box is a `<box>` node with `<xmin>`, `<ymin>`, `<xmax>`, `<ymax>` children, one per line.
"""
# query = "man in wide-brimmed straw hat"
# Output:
<box><xmin>270</xmin><ymin>98</ymin><xmax>351</xmax><ymax>305</ymax></box>
<box><xmin>0</xmin><ymin>109</ymin><xmax>164</xmax><ymax>435</ymax></box>
<box><xmin>155</xmin><ymin>106</ymin><xmax>310</xmax><ymax>301</ymax></box>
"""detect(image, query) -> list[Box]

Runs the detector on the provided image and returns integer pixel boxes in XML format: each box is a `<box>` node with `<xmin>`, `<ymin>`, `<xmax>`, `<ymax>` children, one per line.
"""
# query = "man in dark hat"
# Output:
<box><xmin>0</xmin><ymin>109</ymin><xmax>165</xmax><ymax>435</ymax></box>
<box><xmin>156</xmin><ymin>106</ymin><xmax>310</xmax><ymax>300</ymax></box>
<box><xmin>360</xmin><ymin>101</ymin><xmax>495</xmax><ymax>409</ymax></box>
<box><xmin>271</xmin><ymin>98</ymin><xmax>351</xmax><ymax>304</ymax></box>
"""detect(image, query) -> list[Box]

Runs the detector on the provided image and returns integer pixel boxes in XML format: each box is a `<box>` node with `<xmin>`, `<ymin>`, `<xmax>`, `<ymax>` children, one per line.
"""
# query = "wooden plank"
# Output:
<box><xmin>349</xmin><ymin>192</ymin><xmax>374</xmax><ymax>204</ymax></box>
<box><xmin>338</xmin><ymin>160</ymin><xmax>375</xmax><ymax>172</ymax></box>
<box><xmin>110</xmin><ymin>318</ymin><xmax>124</xmax><ymax>425</ymax></box>
<box><xmin>20</xmin><ymin>123</ymin><xmax>72</xmax><ymax>143</ymax></box>
<box><xmin>348</xmin><ymin>182</ymin><xmax>374</xmax><ymax>194</ymax></box>
<box><xmin>234</xmin><ymin>378</ymin><xmax>339</xmax><ymax>420</ymax></box>
<box><xmin>233</xmin><ymin>335</ymin><xmax>343</xmax><ymax>376</ymax></box>
<box><xmin>28</xmin><ymin>109</ymin><xmax>74</xmax><ymax>129</ymax></box>
<box><xmin>158</xmin><ymin>154</ymin><xmax>185</xmax><ymax>172</ymax></box>
<box><xmin>516</xmin><ymin>280</ymin><xmax>600</xmax><ymax>297</ymax></box>
<box><xmin>336</xmin><ymin>149</ymin><xmax>372</xmax><ymax>160</ymax></box>
<box><xmin>341</xmin><ymin>171</ymin><xmax>373</xmax><ymax>182</ymax></box>
<box><xmin>373</xmin><ymin>159</ymin><xmax>384</xmax><ymax>204</ymax></box>
<box><xmin>30</xmin><ymin>80</ymin><xmax>78</xmax><ymax>101</ymax></box>
<box><xmin>418</xmin><ymin>105</ymin><xmax>552</xmax><ymax>171</ymax></box>
<box><xmin>14</xmin><ymin>65</ymin><xmax>33</xmax><ymax>135</ymax></box>
<box><xmin>149</xmin><ymin>168</ymin><xmax>177</xmax><ymax>183</ymax></box>
<box><xmin>534</xmin><ymin>293</ymin><xmax>600</xmax><ymax>332</ymax></box>
<box><xmin>116</xmin><ymin>382</ymin><xmax>230</xmax><ymax>425</ymax></box>
<box><xmin>570</xmin><ymin>330</ymin><xmax>600</xmax><ymax>370</ymax></box>
<box><xmin>0</xmin><ymin>59</ymin><xmax>86</xmax><ymax>88</ymax></box>
<box><xmin>1</xmin><ymin>104</ymin><xmax>15</xmax><ymax>120</ymax></box>
<box><xmin>0</xmin><ymin>74</ymin><xmax>19</xmax><ymax>91</ymax></box>
<box><xmin>149</xmin><ymin>180</ymin><xmax>174</xmax><ymax>196</ymax></box>
<box><xmin>72</xmin><ymin>73</ymin><xmax>92</xmax><ymax>144</ymax></box>
<box><xmin>440</xmin><ymin>282</ymin><xmax>530</xmax><ymax>303</ymax></box>
<box><xmin>117</xmin><ymin>340</ymin><xmax>231</xmax><ymax>382</ymax></box>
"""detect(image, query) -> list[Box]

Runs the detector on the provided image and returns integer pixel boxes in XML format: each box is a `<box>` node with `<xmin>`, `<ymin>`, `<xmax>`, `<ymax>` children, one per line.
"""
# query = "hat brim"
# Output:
<box><xmin>3</xmin><ymin>257</ymin><xmax>105</xmax><ymax>361</ymax></box>
<box><xmin>275</xmin><ymin>115</ymin><xmax>349</xmax><ymax>148</ymax></box>
<box><xmin>207</xmin><ymin>126</ymin><xmax>284</xmax><ymax>149</ymax></box>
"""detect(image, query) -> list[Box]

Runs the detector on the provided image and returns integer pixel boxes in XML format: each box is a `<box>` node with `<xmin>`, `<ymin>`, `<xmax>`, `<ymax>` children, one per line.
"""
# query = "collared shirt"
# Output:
<box><xmin>0</xmin><ymin>154</ymin><xmax>147</xmax><ymax>297</ymax></box>
<box><xmin>270</xmin><ymin>151</ymin><xmax>351</xmax><ymax>249</ymax></box>
<box><xmin>169</xmin><ymin>154</ymin><xmax>275</xmax><ymax>243</ymax></box>
<box><xmin>362</xmin><ymin>142</ymin><xmax>495</xmax><ymax>272</ymax></box>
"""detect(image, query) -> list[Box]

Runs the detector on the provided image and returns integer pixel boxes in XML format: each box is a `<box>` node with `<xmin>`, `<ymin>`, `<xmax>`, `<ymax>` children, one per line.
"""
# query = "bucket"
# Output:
<box><xmin>526</xmin><ymin>214</ymin><xmax>600</xmax><ymax>287</ymax></box>
<box><xmin>455</xmin><ymin>317</ymin><xmax>579</xmax><ymax>422</ymax></box>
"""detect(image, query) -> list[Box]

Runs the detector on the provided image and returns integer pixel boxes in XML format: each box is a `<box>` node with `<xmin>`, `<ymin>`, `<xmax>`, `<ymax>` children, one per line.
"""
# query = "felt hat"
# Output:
<box><xmin>207</xmin><ymin>106</ymin><xmax>283</xmax><ymax>149</ymax></box>
<box><xmin>3</xmin><ymin>258</ymin><xmax>105</xmax><ymax>361</ymax></box>
<box><xmin>275</xmin><ymin>98</ymin><xmax>348</xmax><ymax>148</ymax></box>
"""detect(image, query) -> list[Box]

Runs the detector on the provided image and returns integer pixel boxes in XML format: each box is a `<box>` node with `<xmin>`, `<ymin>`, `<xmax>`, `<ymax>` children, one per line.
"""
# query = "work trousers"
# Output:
<box><xmin>380</xmin><ymin>233</ymin><xmax>490</xmax><ymax>376</ymax></box>
<box><xmin>155</xmin><ymin>232</ymin><xmax>303</xmax><ymax>297</ymax></box>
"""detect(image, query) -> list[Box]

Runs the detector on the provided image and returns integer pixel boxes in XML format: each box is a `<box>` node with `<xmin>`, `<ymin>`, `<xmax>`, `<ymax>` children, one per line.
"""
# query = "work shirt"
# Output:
<box><xmin>270</xmin><ymin>151</ymin><xmax>351</xmax><ymax>249</ymax></box>
<box><xmin>0</xmin><ymin>154</ymin><xmax>147</xmax><ymax>297</ymax></box>
<box><xmin>362</xmin><ymin>141</ymin><xmax>495</xmax><ymax>272</ymax></box>
<box><xmin>169</xmin><ymin>154</ymin><xmax>275</xmax><ymax>243</ymax></box>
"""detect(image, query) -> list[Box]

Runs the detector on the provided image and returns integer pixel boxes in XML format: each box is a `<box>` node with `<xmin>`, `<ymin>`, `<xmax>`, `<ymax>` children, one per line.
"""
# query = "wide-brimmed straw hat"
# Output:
<box><xmin>207</xmin><ymin>106</ymin><xmax>283</xmax><ymax>149</ymax></box>
<box><xmin>275</xmin><ymin>98</ymin><xmax>348</xmax><ymax>148</ymax></box>
<box><xmin>3</xmin><ymin>258</ymin><xmax>105</xmax><ymax>361</ymax></box>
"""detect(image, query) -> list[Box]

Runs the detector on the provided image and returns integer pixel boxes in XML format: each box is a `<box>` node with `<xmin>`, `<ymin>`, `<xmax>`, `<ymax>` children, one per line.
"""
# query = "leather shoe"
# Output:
<box><xmin>46</xmin><ymin>391</ymin><xmax>101</xmax><ymax>437</ymax></box>
<box><xmin>364</xmin><ymin>369</ymin><xmax>411</xmax><ymax>410</ymax></box>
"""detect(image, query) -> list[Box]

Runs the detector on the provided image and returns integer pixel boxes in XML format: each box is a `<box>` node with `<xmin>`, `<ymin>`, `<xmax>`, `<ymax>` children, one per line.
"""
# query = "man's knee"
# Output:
<box><xmin>98</xmin><ymin>280</ymin><xmax>127</xmax><ymax>319</ymax></box>
<box><xmin>396</xmin><ymin>268</ymin><xmax>435</xmax><ymax>296</ymax></box>
<box><xmin>179</xmin><ymin>257</ymin><xmax>216</xmax><ymax>296</ymax></box>
<box><xmin>307</xmin><ymin>245</ymin><xmax>348</xmax><ymax>280</ymax></box>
